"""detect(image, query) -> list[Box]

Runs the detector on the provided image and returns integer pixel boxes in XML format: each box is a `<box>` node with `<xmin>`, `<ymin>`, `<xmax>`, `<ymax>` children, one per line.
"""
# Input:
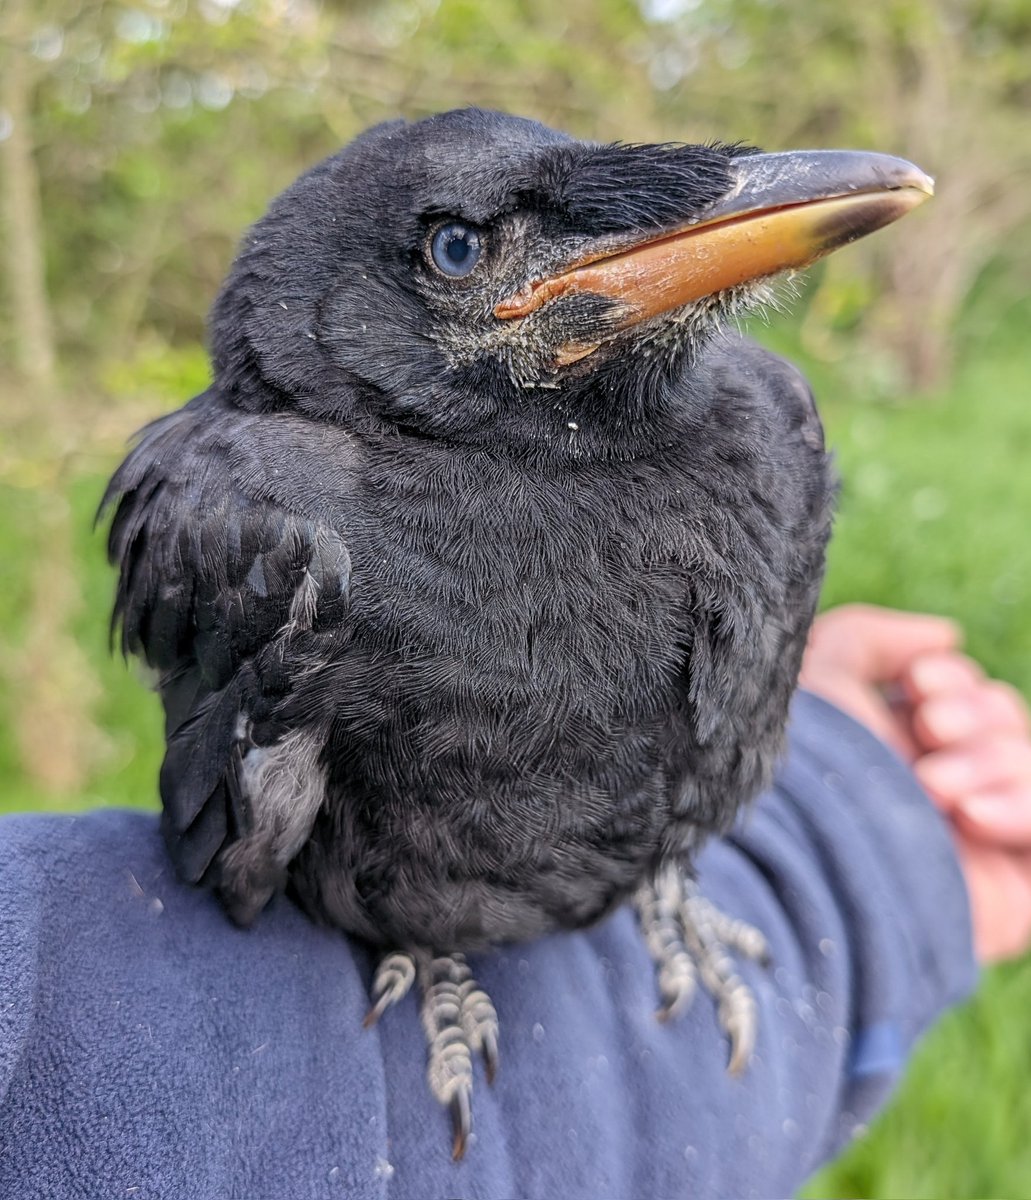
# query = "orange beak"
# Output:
<box><xmin>494</xmin><ymin>149</ymin><xmax>933</xmax><ymax>366</ymax></box>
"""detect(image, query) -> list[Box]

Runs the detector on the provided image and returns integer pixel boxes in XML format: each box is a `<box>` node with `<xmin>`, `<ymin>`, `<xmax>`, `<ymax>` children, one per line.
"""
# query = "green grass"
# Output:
<box><xmin>0</xmin><ymin>472</ymin><xmax>164</xmax><ymax>815</ymax></box>
<box><xmin>776</xmin><ymin>322</ymin><xmax>1031</xmax><ymax>1199</ymax></box>
<box><xmin>2</xmin><ymin>306</ymin><xmax>1030</xmax><ymax>1197</ymax></box>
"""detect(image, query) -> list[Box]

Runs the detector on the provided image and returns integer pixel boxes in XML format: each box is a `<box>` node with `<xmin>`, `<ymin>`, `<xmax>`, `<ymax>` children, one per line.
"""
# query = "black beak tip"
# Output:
<box><xmin>725</xmin><ymin>147</ymin><xmax>934</xmax><ymax>214</ymax></box>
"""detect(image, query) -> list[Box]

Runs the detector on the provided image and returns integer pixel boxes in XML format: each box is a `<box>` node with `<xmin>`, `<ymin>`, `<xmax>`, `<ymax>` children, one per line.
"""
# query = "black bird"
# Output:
<box><xmin>104</xmin><ymin>108</ymin><xmax>931</xmax><ymax>1157</ymax></box>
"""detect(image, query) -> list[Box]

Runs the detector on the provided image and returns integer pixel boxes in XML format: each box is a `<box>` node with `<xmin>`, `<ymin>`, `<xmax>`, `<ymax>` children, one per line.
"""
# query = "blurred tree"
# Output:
<box><xmin>1</xmin><ymin>0</ymin><xmax>56</xmax><ymax>385</ymax></box>
<box><xmin>5</xmin><ymin>0</ymin><xmax>660</xmax><ymax>372</ymax></box>
<box><xmin>2</xmin><ymin>0</ymin><xmax>93</xmax><ymax>794</ymax></box>
<box><xmin>642</xmin><ymin>0</ymin><xmax>1031</xmax><ymax>390</ymax></box>
<box><xmin>2</xmin><ymin>0</ymin><xmax>638</xmax><ymax>794</ymax></box>
<box><xmin>2</xmin><ymin>0</ymin><xmax>1030</xmax><ymax>796</ymax></box>
<box><xmin>7</xmin><ymin>0</ymin><xmax>1028</xmax><ymax>393</ymax></box>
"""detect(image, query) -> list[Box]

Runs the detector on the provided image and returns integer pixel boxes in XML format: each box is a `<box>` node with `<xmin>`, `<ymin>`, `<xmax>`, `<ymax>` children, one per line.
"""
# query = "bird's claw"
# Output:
<box><xmin>365</xmin><ymin>949</ymin><xmax>498</xmax><ymax>1159</ymax></box>
<box><xmin>364</xmin><ymin>950</ymin><xmax>417</xmax><ymax>1027</ymax></box>
<box><xmin>722</xmin><ymin>981</ymin><xmax>758</xmax><ymax>1076</ymax></box>
<box><xmin>449</xmin><ymin>1088</ymin><xmax>472</xmax><ymax>1161</ymax></box>
<box><xmin>635</xmin><ymin>866</ymin><xmax>768</xmax><ymax>1074</ymax></box>
<box><xmin>460</xmin><ymin>977</ymin><xmax>501</xmax><ymax>1085</ymax></box>
<box><xmin>479</xmin><ymin>1024</ymin><xmax>500</xmax><ymax>1086</ymax></box>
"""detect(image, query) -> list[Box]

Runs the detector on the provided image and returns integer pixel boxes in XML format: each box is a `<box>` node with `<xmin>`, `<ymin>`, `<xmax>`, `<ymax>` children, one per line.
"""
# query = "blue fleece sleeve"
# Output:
<box><xmin>0</xmin><ymin>692</ymin><xmax>977</xmax><ymax>1200</ymax></box>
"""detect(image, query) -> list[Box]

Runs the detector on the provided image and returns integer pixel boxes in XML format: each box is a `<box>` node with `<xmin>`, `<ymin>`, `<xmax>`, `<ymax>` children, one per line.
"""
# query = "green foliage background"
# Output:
<box><xmin>2</xmin><ymin>1</ymin><xmax>1031</xmax><ymax>1195</ymax></box>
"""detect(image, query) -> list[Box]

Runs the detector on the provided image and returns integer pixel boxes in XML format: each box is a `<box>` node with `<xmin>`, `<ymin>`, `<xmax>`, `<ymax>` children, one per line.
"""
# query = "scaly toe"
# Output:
<box><xmin>635</xmin><ymin>870</ymin><xmax>698</xmax><ymax>1020</ymax></box>
<box><xmin>418</xmin><ymin>951</ymin><xmax>500</xmax><ymax>1158</ymax></box>
<box><xmin>684</xmin><ymin>881</ymin><xmax>769</xmax><ymax>964</ymax></box>
<box><xmin>460</xmin><ymin>976</ymin><xmax>500</xmax><ymax>1084</ymax></box>
<box><xmin>364</xmin><ymin>950</ymin><xmax>417</xmax><ymax>1028</ymax></box>
<box><xmin>637</xmin><ymin>865</ymin><xmax>766</xmax><ymax>1074</ymax></box>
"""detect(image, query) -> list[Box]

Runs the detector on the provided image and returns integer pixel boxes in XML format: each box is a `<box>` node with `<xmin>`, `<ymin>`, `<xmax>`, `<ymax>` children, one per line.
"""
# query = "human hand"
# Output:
<box><xmin>799</xmin><ymin>603</ymin><xmax>1031</xmax><ymax>963</ymax></box>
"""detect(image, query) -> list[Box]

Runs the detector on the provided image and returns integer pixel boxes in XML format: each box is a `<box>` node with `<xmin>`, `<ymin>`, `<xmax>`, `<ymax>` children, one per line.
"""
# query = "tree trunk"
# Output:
<box><xmin>0</xmin><ymin>9</ymin><xmax>56</xmax><ymax>385</ymax></box>
<box><xmin>1</xmin><ymin>6</ymin><xmax>99</xmax><ymax>797</ymax></box>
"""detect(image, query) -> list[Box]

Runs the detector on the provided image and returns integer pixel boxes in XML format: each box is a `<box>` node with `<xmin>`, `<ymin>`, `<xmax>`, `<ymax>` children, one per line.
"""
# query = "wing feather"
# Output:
<box><xmin>104</xmin><ymin>395</ymin><xmax>353</xmax><ymax>898</ymax></box>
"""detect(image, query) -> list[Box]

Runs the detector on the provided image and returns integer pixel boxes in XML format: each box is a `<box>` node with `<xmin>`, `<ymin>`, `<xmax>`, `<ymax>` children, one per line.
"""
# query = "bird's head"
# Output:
<box><xmin>211</xmin><ymin>107</ymin><xmax>931</xmax><ymax>448</ymax></box>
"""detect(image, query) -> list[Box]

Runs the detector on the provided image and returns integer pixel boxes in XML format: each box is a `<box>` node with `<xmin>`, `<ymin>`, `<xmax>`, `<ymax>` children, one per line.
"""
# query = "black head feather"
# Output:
<box><xmin>208</xmin><ymin>108</ymin><xmax>760</xmax><ymax>446</ymax></box>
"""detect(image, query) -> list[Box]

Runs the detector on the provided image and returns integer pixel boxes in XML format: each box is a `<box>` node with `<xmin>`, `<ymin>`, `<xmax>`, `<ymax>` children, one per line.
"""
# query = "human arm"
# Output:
<box><xmin>0</xmin><ymin>685</ymin><xmax>976</xmax><ymax>1200</ymax></box>
<box><xmin>800</xmin><ymin>602</ymin><xmax>1031</xmax><ymax>963</ymax></box>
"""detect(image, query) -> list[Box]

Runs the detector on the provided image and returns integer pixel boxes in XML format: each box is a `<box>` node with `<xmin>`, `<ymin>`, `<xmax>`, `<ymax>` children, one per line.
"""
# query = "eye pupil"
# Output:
<box><xmin>447</xmin><ymin>238</ymin><xmax>469</xmax><ymax>264</ymax></box>
<box><xmin>431</xmin><ymin>222</ymin><xmax>482</xmax><ymax>277</ymax></box>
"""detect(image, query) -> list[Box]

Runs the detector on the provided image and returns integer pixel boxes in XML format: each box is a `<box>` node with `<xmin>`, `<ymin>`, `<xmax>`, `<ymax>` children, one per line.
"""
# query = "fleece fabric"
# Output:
<box><xmin>0</xmin><ymin>692</ymin><xmax>977</xmax><ymax>1200</ymax></box>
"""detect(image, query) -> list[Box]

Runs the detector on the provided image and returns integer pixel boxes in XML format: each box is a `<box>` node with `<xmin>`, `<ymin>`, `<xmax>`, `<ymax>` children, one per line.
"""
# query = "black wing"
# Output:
<box><xmin>670</xmin><ymin>338</ymin><xmax>834</xmax><ymax>840</ymax></box>
<box><xmin>104</xmin><ymin>393</ymin><xmax>353</xmax><ymax>917</ymax></box>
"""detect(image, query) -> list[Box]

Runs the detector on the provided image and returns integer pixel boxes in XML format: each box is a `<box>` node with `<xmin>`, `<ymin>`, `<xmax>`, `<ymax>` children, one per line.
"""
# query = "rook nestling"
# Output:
<box><xmin>104</xmin><ymin>107</ymin><xmax>932</xmax><ymax>1157</ymax></box>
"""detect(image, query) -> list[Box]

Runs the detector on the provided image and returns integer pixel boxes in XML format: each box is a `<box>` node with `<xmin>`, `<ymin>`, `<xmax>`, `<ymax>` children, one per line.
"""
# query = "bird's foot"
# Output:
<box><xmin>635</xmin><ymin>864</ymin><xmax>768</xmax><ymax>1075</ymax></box>
<box><xmin>364</xmin><ymin>949</ymin><xmax>499</xmax><ymax>1160</ymax></box>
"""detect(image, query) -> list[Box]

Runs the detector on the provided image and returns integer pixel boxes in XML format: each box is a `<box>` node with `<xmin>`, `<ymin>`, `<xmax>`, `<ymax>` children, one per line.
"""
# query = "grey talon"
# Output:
<box><xmin>636</xmin><ymin>866</ymin><xmax>767</xmax><ymax>1073</ymax></box>
<box><xmin>364</xmin><ymin>950</ymin><xmax>417</xmax><ymax>1028</ymax></box>
<box><xmin>365</xmin><ymin>950</ymin><xmax>499</xmax><ymax>1156</ymax></box>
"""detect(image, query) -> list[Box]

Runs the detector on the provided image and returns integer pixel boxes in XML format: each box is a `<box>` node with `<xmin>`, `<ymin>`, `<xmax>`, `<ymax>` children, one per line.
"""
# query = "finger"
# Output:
<box><xmin>915</xmin><ymin>735</ymin><xmax>1031</xmax><ymax>804</ymax></box>
<box><xmin>953</xmin><ymin>786</ymin><xmax>1031</xmax><ymax>848</ymax></box>
<box><xmin>913</xmin><ymin>681</ymin><xmax>1031</xmax><ymax>750</ymax></box>
<box><xmin>813</xmin><ymin>605</ymin><xmax>961</xmax><ymax>684</ymax></box>
<box><xmin>955</xmin><ymin>841</ymin><xmax>1031</xmax><ymax>963</ymax></box>
<box><xmin>902</xmin><ymin>652</ymin><xmax>985</xmax><ymax>704</ymax></box>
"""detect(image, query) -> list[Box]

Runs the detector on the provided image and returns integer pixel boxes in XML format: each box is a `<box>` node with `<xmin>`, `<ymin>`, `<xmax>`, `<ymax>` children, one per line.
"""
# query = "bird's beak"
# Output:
<box><xmin>494</xmin><ymin>149</ymin><xmax>933</xmax><ymax>366</ymax></box>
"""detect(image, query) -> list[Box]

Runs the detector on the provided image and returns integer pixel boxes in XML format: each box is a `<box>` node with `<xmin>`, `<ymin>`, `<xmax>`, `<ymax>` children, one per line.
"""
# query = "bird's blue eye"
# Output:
<box><xmin>430</xmin><ymin>223</ymin><xmax>482</xmax><ymax>278</ymax></box>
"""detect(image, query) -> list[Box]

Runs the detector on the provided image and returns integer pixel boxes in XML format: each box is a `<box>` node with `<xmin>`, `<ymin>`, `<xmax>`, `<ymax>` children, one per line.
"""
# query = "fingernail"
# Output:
<box><xmin>922</xmin><ymin>698</ymin><xmax>976</xmax><ymax>742</ymax></box>
<box><xmin>915</xmin><ymin>753</ymin><xmax>973</xmax><ymax>794</ymax></box>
